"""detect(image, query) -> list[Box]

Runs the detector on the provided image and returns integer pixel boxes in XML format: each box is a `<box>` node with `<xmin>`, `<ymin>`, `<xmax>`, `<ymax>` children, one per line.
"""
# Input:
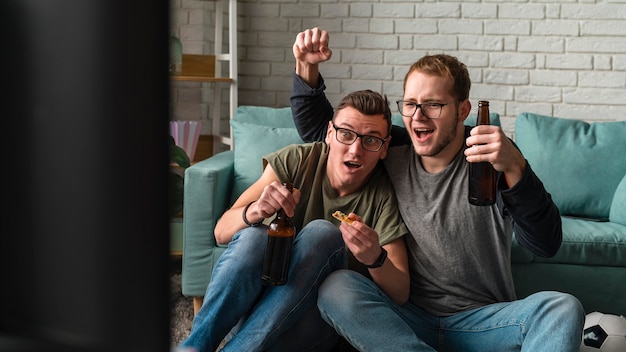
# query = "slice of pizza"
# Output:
<box><xmin>332</xmin><ymin>210</ymin><xmax>353</xmax><ymax>225</ymax></box>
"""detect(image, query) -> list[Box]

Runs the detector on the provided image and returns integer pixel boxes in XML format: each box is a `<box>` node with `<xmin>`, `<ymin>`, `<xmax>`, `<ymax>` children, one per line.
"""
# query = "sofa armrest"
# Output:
<box><xmin>181</xmin><ymin>151</ymin><xmax>234</xmax><ymax>297</ymax></box>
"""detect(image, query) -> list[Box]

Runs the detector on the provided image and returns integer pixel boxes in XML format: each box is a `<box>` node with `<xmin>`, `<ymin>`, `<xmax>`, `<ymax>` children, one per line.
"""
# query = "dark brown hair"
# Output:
<box><xmin>333</xmin><ymin>89</ymin><xmax>392</xmax><ymax>137</ymax></box>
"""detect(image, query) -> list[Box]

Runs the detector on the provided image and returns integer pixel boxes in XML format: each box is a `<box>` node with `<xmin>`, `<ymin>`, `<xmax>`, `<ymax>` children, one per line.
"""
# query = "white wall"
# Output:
<box><xmin>171</xmin><ymin>0</ymin><xmax>626</xmax><ymax>136</ymax></box>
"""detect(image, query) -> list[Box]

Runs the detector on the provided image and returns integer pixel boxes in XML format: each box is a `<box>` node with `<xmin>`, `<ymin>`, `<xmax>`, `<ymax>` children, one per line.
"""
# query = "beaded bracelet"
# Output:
<box><xmin>242</xmin><ymin>201</ymin><xmax>263</xmax><ymax>227</ymax></box>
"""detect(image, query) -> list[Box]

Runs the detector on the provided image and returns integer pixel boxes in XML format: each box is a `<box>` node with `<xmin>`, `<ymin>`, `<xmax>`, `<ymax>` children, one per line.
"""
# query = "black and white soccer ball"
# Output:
<box><xmin>580</xmin><ymin>311</ymin><xmax>626</xmax><ymax>351</ymax></box>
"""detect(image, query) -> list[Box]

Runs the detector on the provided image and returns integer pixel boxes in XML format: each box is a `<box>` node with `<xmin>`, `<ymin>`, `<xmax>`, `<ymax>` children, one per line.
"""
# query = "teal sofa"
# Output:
<box><xmin>511</xmin><ymin>113</ymin><xmax>626</xmax><ymax>316</ymax></box>
<box><xmin>182</xmin><ymin>106</ymin><xmax>626</xmax><ymax>318</ymax></box>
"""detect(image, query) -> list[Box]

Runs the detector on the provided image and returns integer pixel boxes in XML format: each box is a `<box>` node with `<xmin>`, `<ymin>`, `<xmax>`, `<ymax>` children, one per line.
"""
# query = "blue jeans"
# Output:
<box><xmin>179</xmin><ymin>219</ymin><xmax>346</xmax><ymax>352</ymax></box>
<box><xmin>318</xmin><ymin>270</ymin><xmax>585</xmax><ymax>352</ymax></box>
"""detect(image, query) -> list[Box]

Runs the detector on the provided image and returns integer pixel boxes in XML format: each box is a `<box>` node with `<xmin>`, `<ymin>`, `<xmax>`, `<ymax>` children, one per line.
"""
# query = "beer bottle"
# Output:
<box><xmin>261</xmin><ymin>182</ymin><xmax>296</xmax><ymax>285</ymax></box>
<box><xmin>468</xmin><ymin>101</ymin><xmax>497</xmax><ymax>206</ymax></box>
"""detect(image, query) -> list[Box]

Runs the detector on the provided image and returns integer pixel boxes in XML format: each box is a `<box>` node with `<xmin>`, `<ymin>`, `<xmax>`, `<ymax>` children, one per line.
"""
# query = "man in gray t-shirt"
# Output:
<box><xmin>292</xmin><ymin>27</ymin><xmax>585</xmax><ymax>352</ymax></box>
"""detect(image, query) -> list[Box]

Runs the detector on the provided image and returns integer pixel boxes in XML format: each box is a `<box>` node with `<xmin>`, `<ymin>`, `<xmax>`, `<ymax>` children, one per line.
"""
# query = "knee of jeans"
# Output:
<box><xmin>300</xmin><ymin>219</ymin><xmax>343</xmax><ymax>247</ymax></box>
<box><xmin>231</xmin><ymin>226</ymin><xmax>267</xmax><ymax>249</ymax></box>
<box><xmin>318</xmin><ymin>270</ymin><xmax>356</xmax><ymax>311</ymax></box>
<box><xmin>532</xmin><ymin>291</ymin><xmax>586</xmax><ymax>323</ymax></box>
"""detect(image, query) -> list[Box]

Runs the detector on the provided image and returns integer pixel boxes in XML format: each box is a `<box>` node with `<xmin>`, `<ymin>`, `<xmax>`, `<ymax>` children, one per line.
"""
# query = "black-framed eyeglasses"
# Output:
<box><xmin>396</xmin><ymin>100</ymin><xmax>452</xmax><ymax>119</ymax></box>
<box><xmin>331</xmin><ymin>123</ymin><xmax>388</xmax><ymax>152</ymax></box>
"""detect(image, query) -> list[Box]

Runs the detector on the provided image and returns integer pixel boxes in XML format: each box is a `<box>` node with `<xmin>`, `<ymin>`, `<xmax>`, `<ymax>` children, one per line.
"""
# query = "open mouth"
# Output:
<box><xmin>344</xmin><ymin>161</ymin><xmax>361</xmax><ymax>169</ymax></box>
<box><xmin>414</xmin><ymin>128</ymin><xmax>434</xmax><ymax>140</ymax></box>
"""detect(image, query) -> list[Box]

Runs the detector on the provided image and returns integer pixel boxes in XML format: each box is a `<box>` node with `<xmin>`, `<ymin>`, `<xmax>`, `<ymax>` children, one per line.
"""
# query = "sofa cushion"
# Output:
<box><xmin>234</xmin><ymin>105</ymin><xmax>295</xmax><ymax>128</ymax></box>
<box><xmin>515</xmin><ymin>113</ymin><xmax>626</xmax><ymax>219</ymax></box>
<box><xmin>534</xmin><ymin>217</ymin><xmax>626</xmax><ymax>267</ymax></box>
<box><xmin>230</xmin><ymin>116</ymin><xmax>304</xmax><ymax>201</ymax></box>
<box><xmin>610</xmin><ymin>174</ymin><xmax>626</xmax><ymax>226</ymax></box>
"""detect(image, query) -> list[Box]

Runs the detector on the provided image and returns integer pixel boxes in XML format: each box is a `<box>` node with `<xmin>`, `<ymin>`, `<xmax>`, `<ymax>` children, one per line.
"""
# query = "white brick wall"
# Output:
<box><xmin>172</xmin><ymin>0</ymin><xmax>626</xmax><ymax>136</ymax></box>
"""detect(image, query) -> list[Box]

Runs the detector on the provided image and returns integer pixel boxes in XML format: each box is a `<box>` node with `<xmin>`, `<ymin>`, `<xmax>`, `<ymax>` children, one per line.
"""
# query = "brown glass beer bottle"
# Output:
<box><xmin>261</xmin><ymin>182</ymin><xmax>296</xmax><ymax>285</ymax></box>
<box><xmin>468</xmin><ymin>101</ymin><xmax>497</xmax><ymax>206</ymax></box>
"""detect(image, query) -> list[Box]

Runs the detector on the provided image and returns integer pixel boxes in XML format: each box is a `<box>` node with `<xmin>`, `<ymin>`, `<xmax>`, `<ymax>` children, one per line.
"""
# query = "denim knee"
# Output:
<box><xmin>318</xmin><ymin>270</ymin><xmax>360</xmax><ymax>313</ymax></box>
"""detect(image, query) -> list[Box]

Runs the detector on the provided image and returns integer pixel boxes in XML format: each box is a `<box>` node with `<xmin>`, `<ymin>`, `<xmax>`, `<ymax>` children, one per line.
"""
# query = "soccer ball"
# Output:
<box><xmin>580</xmin><ymin>311</ymin><xmax>626</xmax><ymax>351</ymax></box>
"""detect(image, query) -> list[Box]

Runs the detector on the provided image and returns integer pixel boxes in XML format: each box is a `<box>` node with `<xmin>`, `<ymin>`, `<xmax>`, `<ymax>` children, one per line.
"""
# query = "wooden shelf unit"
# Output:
<box><xmin>170</xmin><ymin>0</ymin><xmax>237</xmax><ymax>152</ymax></box>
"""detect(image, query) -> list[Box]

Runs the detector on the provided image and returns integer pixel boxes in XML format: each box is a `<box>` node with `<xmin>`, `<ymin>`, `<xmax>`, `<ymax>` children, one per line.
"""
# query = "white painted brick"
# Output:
<box><xmin>439</xmin><ymin>20</ymin><xmax>483</xmax><ymax>35</ymax></box>
<box><xmin>395</xmin><ymin>19</ymin><xmax>438</xmax><ymax>35</ymax></box>
<box><xmin>491</xmin><ymin>53</ymin><xmax>536</xmax><ymax>69</ymax></box>
<box><xmin>372</xmin><ymin>4</ymin><xmax>415</xmax><ymax>18</ymax></box>
<box><xmin>271</xmin><ymin>62</ymin><xmax>296</xmax><ymax>77</ymax></box>
<box><xmin>484</xmin><ymin>69</ymin><xmax>529</xmax><ymax>85</ymax></box>
<box><xmin>503</xmin><ymin>37</ymin><xmax>517</xmax><ymax>52</ymax></box>
<box><xmin>517</xmin><ymin>37</ymin><xmax>564</xmax><ymax>53</ymax></box>
<box><xmin>563</xmin><ymin>87</ymin><xmax>626</xmax><ymax>105</ymax></box>
<box><xmin>471</xmin><ymin>84</ymin><xmax>514</xmax><ymax>101</ymax></box>
<box><xmin>594</xmin><ymin>55</ymin><xmax>612</xmax><ymax>70</ymax></box>
<box><xmin>281</xmin><ymin>4</ymin><xmax>320</xmax><ymax>18</ymax></box>
<box><xmin>342</xmin><ymin>80</ymin><xmax>384</xmax><ymax>94</ymax></box>
<box><xmin>342</xmin><ymin>50</ymin><xmax>384</xmax><ymax>65</ymax></box>
<box><xmin>170</xmin><ymin>0</ymin><xmax>626</xmax><ymax>131</ymax></box>
<box><xmin>386</xmin><ymin>50</ymin><xmax>429</xmax><ymax>66</ymax></box>
<box><xmin>456</xmin><ymin>52</ymin><xmax>490</xmax><ymax>68</ymax></box>
<box><xmin>239</xmin><ymin>62</ymin><xmax>271</xmax><ymax>76</ymax></box>
<box><xmin>398</xmin><ymin>35</ymin><xmax>414</xmax><ymax>50</ymax></box>
<box><xmin>562</xmin><ymin>4</ymin><xmax>626</xmax><ymax>20</ymax></box>
<box><xmin>258</xmin><ymin>32</ymin><xmax>294</xmax><ymax>47</ymax></box>
<box><xmin>553</xmin><ymin>104</ymin><xmax>626</xmax><ymax>122</ymax></box>
<box><xmin>189</xmin><ymin>9</ymin><xmax>211</xmax><ymax>25</ymax></box>
<box><xmin>382</xmin><ymin>80</ymin><xmax>405</xmax><ymax>100</ymax></box>
<box><xmin>545</xmin><ymin>4</ymin><xmax>562</xmax><ymax>19</ymax></box>
<box><xmin>357</xmin><ymin>35</ymin><xmax>399</xmax><ymax>49</ymax></box>
<box><xmin>246</xmin><ymin>47</ymin><xmax>285</xmax><ymax>62</ymax></box>
<box><xmin>261</xmin><ymin>76</ymin><xmax>292</xmax><ymax>92</ymax></box>
<box><xmin>567</xmin><ymin>37</ymin><xmax>626</xmax><ymax>53</ymax></box>
<box><xmin>302</xmin><ymin>19</ymin><xmax>342</xmax><ymax>33</ymax></box>
<box><xmin>240</xmin><ymin>4</ymin><xmax>280</xmax><ymax>17</ymax></box>
<box><xmin>415</xmin><ymin>3</ymin><xmax>460</xmax><ymax>18</ymax></box>
<box><xmin>530</xmin><ymin>70</ymin><xmax>577</xmax><ymax>87</ymax></box>
<box><xmin>515</xmin><ymin>86</ymin><xmax>562</xmax><ymax>103</ymax></box>
<box><xmin>581</xmin><ymin>20</ymin><xmax>626</xmax><ymax>36</ymax></box>
<box><xmin>350</xmin><ymin>3</ymin><xmax>373</xmax><ymax>18</ymax></box>
<box><xmin>458</xmin><ymin>36</ymin><xmax>503</xmax><ymax>52</ymax></box>
<box><xmin>485</xmin><ymin>20</ymin><xmax>531</xmax><ymax>36</ymax></box>
<box><xmin>614</xmin><ymin>55</ymin><xmax>626</xmax><ymax>70</ymax></box>
<box><xmin>461</xmin><ymin>4</ymin><xmax>497</xmax><ymax>19</ymax></box>
<box><xmin>321</xmin><ymin>4</ymin><xmax>349</xmax><ymax>18</ymax></box>
<box><xmin>352</xmin><ymin>65</ymin><xmax>393</xmax><ymax>80</ymax></box>
<box><xmin>250</xmin><ymin>17</ymin><xmax>289</xmax><ymax>31</ymax></box>
<box><xmin>579</xmin><ymin>71</ymin><xmax>626</xmax><ymax>88</ymax></box>
<box><xmin>238</xmin><ymin>76</ymin><xmax>261</xmax><ymax>91</ymax></box>
<box><xmin>343</xmin><ymin>19</ymin><xmax>370</xmax><ymax>33</ymax></box>
<box><xmin>499</xmin><ymin>4</ymin><xmax>546</xmax><ymax>20</ymax></box>
<box><xmin>507</xmin><ymin>102</ymin><xmax>554</xmax><ymax>120</ymax></box>
<box><xmin>532</xmin><ymin>21</ymin><xmax>579</xmax><ymax>36</ymax></box>
<box><xmin>178</xmin><ymin>87</ymin><xmax>204</xmax><ymax>103</ymax></box>
<box><xmin>545</xmin><ymin>54</ymin><xmax>592</xmax><ymax>70</ymax></box>
<box><xmin>319</xmin><ymin>64</ymin><xmax>351</xmax><ymax>80</ymax></box>
<box><xmin>371</xmin><ymin>19</ymin><xmax>394</xmax><ymax>34</ymax></box>
<box><xmin>413</xmin><ymin>35</ymin><xmax>457</xmax><ymax>51</ymax></box>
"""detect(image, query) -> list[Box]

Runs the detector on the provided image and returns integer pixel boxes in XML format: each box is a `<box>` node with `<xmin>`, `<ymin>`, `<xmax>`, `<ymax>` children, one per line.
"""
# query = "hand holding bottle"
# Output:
<box><xmin>252</xmin><ymin>181</ymin><xmax>300</xmax><ymax>219</ymax></box>
<box><xmin>261</xmin><ymin>182</ymin><xmax>297</xmax><ymax>286</ymax></box>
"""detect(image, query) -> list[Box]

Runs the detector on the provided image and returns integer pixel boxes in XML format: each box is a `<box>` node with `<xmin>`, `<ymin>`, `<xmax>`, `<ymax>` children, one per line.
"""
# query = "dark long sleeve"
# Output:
<box><xmin>290</xmin><ymin>72</ymin><xmax>334</xmax><ymax>143</ymax></box>
<box><xmin>291</xmin><ymin>71</ymin><xmax>411</xmax><ymax>146</ymax></box>
<box><xmin>501</xmin><ymin>162</ymin><xmax>563</xmax><ymax>258</ymax></box>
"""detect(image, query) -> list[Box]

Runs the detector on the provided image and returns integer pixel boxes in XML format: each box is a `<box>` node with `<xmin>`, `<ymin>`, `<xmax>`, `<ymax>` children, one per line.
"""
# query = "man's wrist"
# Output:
<box><xmin>364</xmin><ymin>247</ymin><xmax>387</xmax><ymax>268</ymax></box>
<box><xmin>242</xmin><ymin>201</ymin><xmax>263</xmax><ymax>227</ymax></box>
<box><xmin>295</xmin><ymin>61</ymin><xmax>320</xmax><ymax>88</ymax></box>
